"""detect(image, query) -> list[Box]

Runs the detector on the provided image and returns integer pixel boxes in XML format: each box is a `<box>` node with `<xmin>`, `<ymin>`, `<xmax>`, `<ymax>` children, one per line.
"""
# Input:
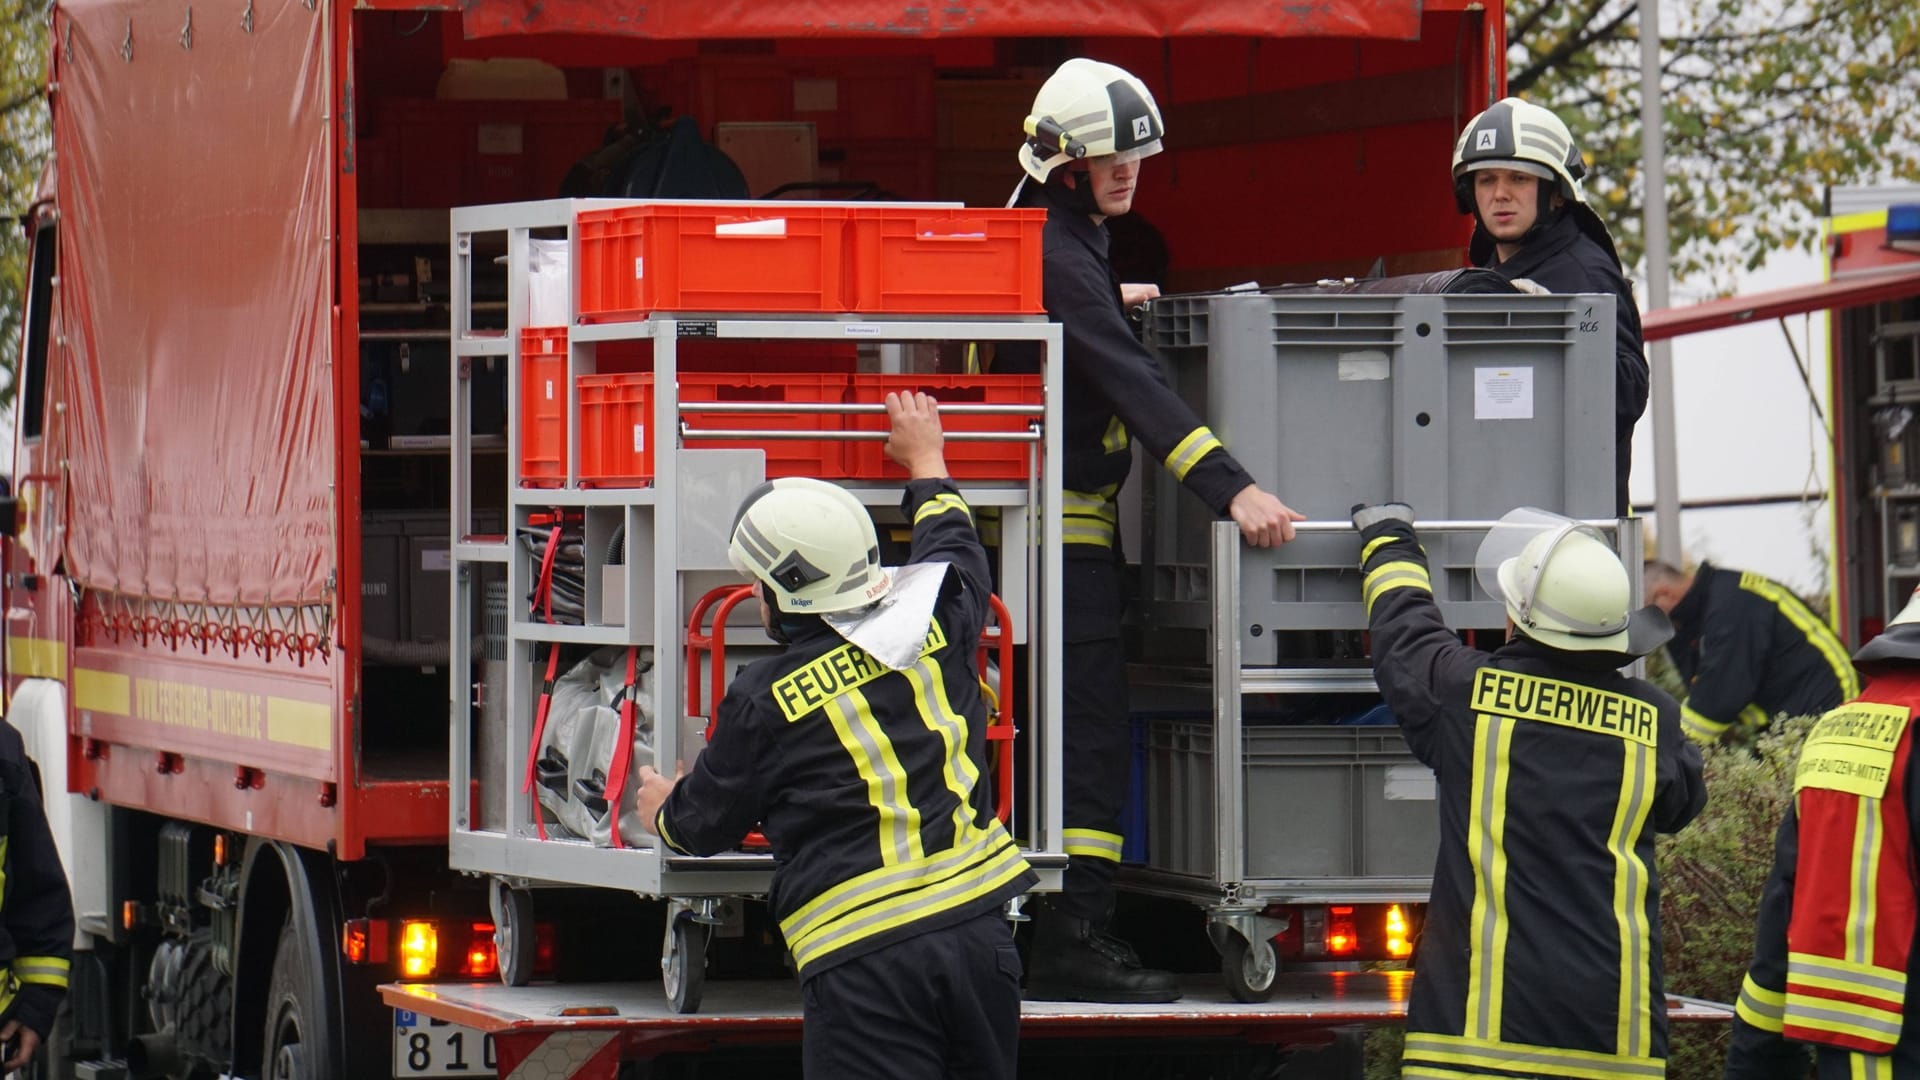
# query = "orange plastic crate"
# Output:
<box><xmin>577</xmin><ymin>204</ymin><xmax>850</xmax><ymax>320</ymax></box>
<box><xmin>578</xmin><ymin>374</ymin><xmax>655</xmax><ymax>488</ymax></box>
<box><xmin>577</xmin><ymin>372</ymin><xmax>852</xmax><ymax>487</ymax></box>
<box><xmin>680</xmin><ymin>373</ymin><xmax>851</xmax><ymax>480</ymax></box>
<box><xmin>848</xmin><ymin>208</ymin><xmax>1045</xmax><ymax>315</ymax></box>
<box><xmin>519</xmin><ymin>328</ymin><xmax>568</xmax><ymax>487</ymax></box>
<box><xmin>845</xmin><ymin>374</ymin><xmax>1043</xmax><ymax>480</ymax></box>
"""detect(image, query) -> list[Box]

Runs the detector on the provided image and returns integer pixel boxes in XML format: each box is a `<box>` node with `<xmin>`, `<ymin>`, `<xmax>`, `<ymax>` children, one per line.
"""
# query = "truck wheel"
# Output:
<box><xmin>263</xmin><ymin>921</ymin><xmax>335</xmax><ymax>1080</ymax></box>
<box><xmin>662</xmin><ymin>913</ymin><xmax>706</xmax><ymax>1015</ymax></box>
<box><xmin>492</xmin><ymin>883</ymin><xmax>536</xmax><ymax>988</ymax></box>
<box><xmin>1221</xmin><ymin>933</ymin><xmax>1278</xmax><ymax>1003</ymax></box>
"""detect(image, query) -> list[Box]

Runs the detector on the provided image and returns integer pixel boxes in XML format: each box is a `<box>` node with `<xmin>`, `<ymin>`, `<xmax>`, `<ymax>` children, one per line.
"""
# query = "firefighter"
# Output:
<box><xmin>1353</xmin><ymin>503</ymin><xmax>1706</xmax><ymax>1075</ymax></box>
<box><xmin>1453</xmin><ymin>98</ymin><xmax>1648</xmax><ymax>517</ymax></box>
<box><xmin>989</xmin><ymin>56</ymin><xmax>1303</xmax><ymax>1005</ymax></box>
<box><xmin>1643</xmin><ymin>559</ymin><xmax>1858</xmax><ymax>745</ymax></box>
<box><xmin>635</xmin><ymin>393</ymin><xmax>1036</xmax><ymax>1080</ymax></box>
<box><xmin>0</xmin><ymin>720</ymin><xmax>75</xmax><ymax>1071</ymax></box>
<box><xmin>1724</xmin><ymin>585</ymin><xmax>1920</xmax><ymax>1079</ymax></box>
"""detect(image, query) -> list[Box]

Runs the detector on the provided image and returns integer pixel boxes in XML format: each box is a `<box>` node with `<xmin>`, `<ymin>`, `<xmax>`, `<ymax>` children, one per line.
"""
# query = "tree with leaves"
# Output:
<box><xmin>1</xmin><ymin>0</ymin><xmax>48</xmax><ymax>415</ymax></box>
<box><xmin>1509</xmin><ymin>0</ymin><xmax>1920</xmax><ymax>286</ymax></box>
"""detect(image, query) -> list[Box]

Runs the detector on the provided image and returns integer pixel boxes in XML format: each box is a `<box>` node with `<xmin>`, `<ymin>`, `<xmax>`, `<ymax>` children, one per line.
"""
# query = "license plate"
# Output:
<box><xmin>393</xmin><ymin>1009</ymin><xmax>496</xmax><ymax>1077</ymax></box>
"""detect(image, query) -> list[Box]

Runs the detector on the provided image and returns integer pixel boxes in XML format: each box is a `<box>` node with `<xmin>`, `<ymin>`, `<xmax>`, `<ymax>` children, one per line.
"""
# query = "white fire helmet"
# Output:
<box><xmin>727</xmin><ymin>478</ymin><xmax>890</xmax><ymax>615</ymax></box>
<box><xmin>1018</xmin><ymin>58</ymin><xmax>1166</xmax><ymax>184</ymax></box>
<box><xmin>1475</xmin><ymin>508</ymin><xmax>1672</xmax><ymax>656</ymax></box>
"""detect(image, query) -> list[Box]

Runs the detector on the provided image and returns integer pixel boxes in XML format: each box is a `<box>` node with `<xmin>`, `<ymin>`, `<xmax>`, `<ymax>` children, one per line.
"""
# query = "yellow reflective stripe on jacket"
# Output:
<box><xmin>1463</xmin><ymin>714</ymin><xmax>1517</xmax><ymax>1042</ymax></box>
<box><xmin>1738</xmin><ymin>704</ymin><xmax>1771</xmax><ymax>731</ymax></box>
<box><xmin>823</xmin><ymin>688</ymin><xmax>924</xmax><ymax>865</ymax></box>
<box><xmin>1063</xmin><ymin>487</ymin><xmax>1120</xmax><ymax>548</ymax></box>
<box><xmin>1851</xmin><ymin>1051</ymin><xmax>1895</xmax><ymax>1080</ymax></box>
<box><xmin>1163</xmin><ymin>426</ymin><xmax>1224</xmax><ymax>481</ymax></box>
<box><xmin>1063</xmin><ymin>828</ymin><xmax>1125</xmax><ymax>862</ymax></box>
<box><xmin>11</xmin><ymin>956</ymin><xmax>68</xmax><ymax>988</ymax></box>
<box><xmin>1739</xmin><ymin>572</ymin><xmax>1861</xmax><ymax>702</ymax></box>
<box><xmin>914</xmin><ymin>492</ymin><xmax>973</xmax><ymax>526</ymax></box>
<box><xmin>1784</xmin><ymin>991</ymin><xmax>1905</xmax><ymax>1044</ymax></box>
<box><xmin>1788</xmin><ymin>952</ymin><xmax>1908</xmax><ymax>1003</ymax></box>
<box><xmin>1848</xmin><ymin>798</ymin><xmax>1885</xmax><ymax>968</ymax></box>
<box><xmin>901</xmin><ymin>658</ymin><xmax>982</xmax><ymax>837</ymax></box>
<box><xmin>1609</xmin><ymin>739</ymin><xmax>1657</xmax><ymax>1056</ymax></box>
<box><xmin>779</xmin><ymin>820</ymin><xmax>1028</xmax><ymax>974</ymax></box>
<box><xmin>1737</xmin><ymin>973</ymin><xmax>1786</xmax><ymax>1032</ymax></box>
<box><xmin>1681</xmin><ymin>705</ymin><xmax>1732</xmax><ymax>745</ymax></box>
<box><xmin>1360</xmin><ymin>534</ymin><xmax>1403</xmax><ymax>563</ymax></box>
<box><xmin>1403</xmin><ymin>1033</ymin><xmax>1665</xmax><ymax>1080</ymax></box>
<box><xmin>1363</xmin><ymin>560</ymin><xmax>1431</xmax><ymax>617</ymax></box>
<box><xmin>654</xmin><ymin>807</ymin><xmax>689</xmax><ymax>855</ymax></box>
<box><xmin>1101</xmin><ymin>416</ymin><xmax>1130</xmax><ymax>454</ymax></box>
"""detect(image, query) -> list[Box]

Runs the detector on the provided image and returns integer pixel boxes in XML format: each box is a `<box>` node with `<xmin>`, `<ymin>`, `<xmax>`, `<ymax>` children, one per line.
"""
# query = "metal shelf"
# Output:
<box><xmin>455</xmin><ymin>335</ymin><xmax>511</xmax><ymax>357</ymax></box>
<box><xmin>510</xmin><ymin>622</ymin><xmax>637</xmax><ymax>646</ymax></box>
<box><xmin>512</xmin><ymin>488</ymin><xmax>658</xmax><ymax>507</ymax></box>
<box><xmin>454</xmin><ymin>542</ymin><xmax>510</xmax><ymax>564</ymax></box>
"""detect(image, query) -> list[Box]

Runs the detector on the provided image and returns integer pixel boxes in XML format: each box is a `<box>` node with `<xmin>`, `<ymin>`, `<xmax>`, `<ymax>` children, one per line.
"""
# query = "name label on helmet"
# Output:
<box><xmin>1470</xmin><ymin>669</ymin><xmax>1657</xmax><ymax>747</ymax></box>
<box><xmin>771</xmin><ymin>620</ymin><xmax>949</xmax><ymax>724</ymax></box>
<box><xmin>1796</xmin><ymin>703</ymin><xmax>1911</xmax><ymax>798</ymax></box>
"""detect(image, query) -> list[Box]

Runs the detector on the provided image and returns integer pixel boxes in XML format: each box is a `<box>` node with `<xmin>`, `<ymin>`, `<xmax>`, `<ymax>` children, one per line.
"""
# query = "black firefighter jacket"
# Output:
<box><xmin>994</xmin><ymin>182</ymin><xmax>1256</xmax><ymax>553</ymax></box>
<box><xmin>654</xmin><ymin>480</ymin><xmax>1036</xmax><ymax>980</ymax></box>
<box><xmin>1667</xmin><ymin>562</ymin><xmax>1858</xmax><ymax>744</ymax></box>
<box><xmin>1358</xmin><ymin>516</ymin><xmax>1706</xmax><ymax>1076</ymax></box>
<box><xmin>0</xmin><ymin>721</ymin><xmax>73</xmax><ymax>1040</ymax></box>
<box><xmin>1477</xmin><ymin>211</ymin><xmax>1649</xmax><ymax>517</ymax></box>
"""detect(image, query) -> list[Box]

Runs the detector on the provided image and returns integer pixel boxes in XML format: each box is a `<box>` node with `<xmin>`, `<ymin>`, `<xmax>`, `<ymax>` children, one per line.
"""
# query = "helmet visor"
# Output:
<box><xmin>1093</xmin><ymin>139</ymin><xmax>1163</xmax><ymax>167</ymax></box>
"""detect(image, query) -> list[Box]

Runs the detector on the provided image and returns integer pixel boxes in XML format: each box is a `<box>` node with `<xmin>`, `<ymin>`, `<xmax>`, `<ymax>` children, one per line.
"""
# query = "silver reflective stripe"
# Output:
<box><xmin>1738</xmin><ymin>980</ymin><xmax>1785</xmax><ymax>1024</ymax></box>
<box><xmin>826</xmin><ymin>694</ymin><xmax>914</xmax><ymax>865</ymax></box>
<box><xmin>1790</xmin><ymin>1000</ymin><xmax>1904</xmax><ymax>1040</ymax></box>
<box><xmin>1622</xmin><ymin>741</ymin><xmax>1652</xmax><ymax>1056</ymax></box>
<box><xmin>1790</xmin><ymin>955</ymin><xmax>1908</xmax><ymax>996</ymax></box>
<box><xmin>1403</xmin><ymin>1034</ymin><xmax>1664</xmax><ymax>1078</ymax></box>
<box><xmin>1471</xmin><ymin>715</ymin><xmax>1506</xmax><ymax>1039</ymax></box>
<box><xmin>1855</xmin><ymin>802</ymin><xmax>1877</xmax><ymax>964</ymax></box>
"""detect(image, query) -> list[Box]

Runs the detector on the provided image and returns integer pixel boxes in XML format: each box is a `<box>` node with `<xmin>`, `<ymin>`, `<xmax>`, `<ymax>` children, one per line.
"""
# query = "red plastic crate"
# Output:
<box><xmin>848</xmin><ymin>208</ymin><xmax>1044</xmax><ymax>315</ymax></box>
<box><xmin>681</xmin><ymin>373</ymin><xmax>851</xmax><ymax>480</ymax></box>
<box><xmin>578</xmin><ymin>374</ymin><xmax>655</xmax><ymax>487</ymax></box>
<box><xmin>577</xmin><ymin>204</ymin><xmax>850</xmax><ymax>320</ymax></box>
<box><xmin>577</xmin><ymin>372</ymin><xmax>852</xmax><ymax>487</ymax></box>
<box><xmin>845</xmin><ymin>374</ymin><xmax>1043</xmax><ymax>480</ymax></box>
<box><xmin>519</xmin><ymin>328</ymin><xmax>568</xmax><ymax>487</ymax></box>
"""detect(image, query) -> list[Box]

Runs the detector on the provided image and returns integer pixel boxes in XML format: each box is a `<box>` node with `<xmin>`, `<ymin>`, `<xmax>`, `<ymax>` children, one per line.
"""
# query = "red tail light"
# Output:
<box><xmin>1327</xmin><ymin>906</ymin><xmax>1358</xmax><ymax>956</ymax></box>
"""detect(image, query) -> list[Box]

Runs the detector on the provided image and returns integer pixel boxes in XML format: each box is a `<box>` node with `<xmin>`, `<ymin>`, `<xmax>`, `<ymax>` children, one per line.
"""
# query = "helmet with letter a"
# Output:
<box><xmin>727</xmin><ymin>478</ymin><xmax>891</xmax><ymax>615</ymax></box>
<box><xmin>1475</xmin><ymin>507</ymin><xmax>1672</xmax><ymax>656</ymax></box>
<box><xmin>1018</xmin><ymin>58</ymin><xmax>1166</xmax><ymax>184</ymax></box>
<box><xmin>1452</xmin><ymin>97</ymin><xmax>1625</xmax><ymax>268</ymax></box>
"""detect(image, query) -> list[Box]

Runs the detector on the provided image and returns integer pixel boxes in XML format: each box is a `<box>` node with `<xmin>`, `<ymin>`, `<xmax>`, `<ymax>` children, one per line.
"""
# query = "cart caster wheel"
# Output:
<box><xmin>491</xmin><ymin>882</ymin><xmax>536</xmax><ymax>988</ymax></box>
<box><xmin>1221</xmin><ymin>933</ymin><xmax>1278</xmax><ymax>1003</ymax></box>
<box><xmin>663</xmin><ymin>913</ymin><xmax>707</xmax><ymax>1015</ymax></box>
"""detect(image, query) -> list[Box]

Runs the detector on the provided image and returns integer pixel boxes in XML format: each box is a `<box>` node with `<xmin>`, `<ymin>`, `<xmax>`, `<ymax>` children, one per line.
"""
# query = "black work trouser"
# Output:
<box><xmin>1056</xmin><ymin>552</ymin><xmax>1132</xmax><ymax>922</ymax></box>
<box><xmin>800</xmin><ymin>911</ymin><xmax>1023</xmax><ymax>1079</ymax></box>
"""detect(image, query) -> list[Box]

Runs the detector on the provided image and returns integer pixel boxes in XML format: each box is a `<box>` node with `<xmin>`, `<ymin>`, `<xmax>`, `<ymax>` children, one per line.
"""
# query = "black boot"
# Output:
<box><xmin>1024</xmin><ymin>911</ymin><xmax>1182</xmax><ymax>1004</ymax></box>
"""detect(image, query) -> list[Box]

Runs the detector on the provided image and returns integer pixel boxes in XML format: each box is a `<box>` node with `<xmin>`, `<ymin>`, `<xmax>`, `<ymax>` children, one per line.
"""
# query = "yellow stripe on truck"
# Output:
<box><xmin>266</xmin><ymin>698</ymin><xmax>333</xmax><ymax>751</ymax></box>
<box><xmin>7</xmin><ymin>637</ymin><xmax>65</xmax><ymax>680</ymax></box>
<box><xmin>73</xmin><ymin>669</ymin><xmax>131</xmax><ymax>715</ymax></box>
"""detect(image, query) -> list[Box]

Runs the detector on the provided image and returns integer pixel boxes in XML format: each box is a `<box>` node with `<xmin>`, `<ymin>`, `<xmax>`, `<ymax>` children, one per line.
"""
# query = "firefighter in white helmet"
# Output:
<box><xmin>1452</xmin><ymin>97</ymin><xmax>1647</xmax><ymax>517</ymax></box>
<box><xmin>1352</xmin><ymin>503</ymin><xmax>1704</xmax><ymax>1075</ymax></box>
<box><xmin>637</xmin><ymin>393</ymin><xmax>1035</xmax><ymax>1079</ymax></box>
<box><xmin>987</xmin><ymin>56</ymin><xmax>1303</xmax><ymax>1005</ymax></box>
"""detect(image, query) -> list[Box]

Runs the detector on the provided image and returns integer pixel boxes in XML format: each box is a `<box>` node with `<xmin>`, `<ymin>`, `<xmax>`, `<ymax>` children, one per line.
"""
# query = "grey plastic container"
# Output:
<box><xmin>1139</xmin><ymin>291</ymin><xmax>1617</xmax><ymax>648</ymax></box>
<box><xmin>1145</xmin><ymin>720</ymin><xmax>1438</xmax><ymax>887</ymax></box>
<box><xmin>361</xmin><ymin>513</ymin><xmax>410</xmax><ymax>643</ymax></box>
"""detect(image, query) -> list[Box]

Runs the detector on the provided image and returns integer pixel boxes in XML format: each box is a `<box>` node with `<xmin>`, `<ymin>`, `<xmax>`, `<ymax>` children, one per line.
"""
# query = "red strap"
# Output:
<box><xmin>522</xmin><ymin>643</ymin><xmax>563</xmax><ymax>840</ymax></box>
<box><xmin>603</xmin><ymin>646</ymin><xmax>641</xmax><ymax>849</ymax></box>
<box><xmin>533</xmin><ymin>525</ymin><xmax>562</xmax><ymax>624</ymax></box>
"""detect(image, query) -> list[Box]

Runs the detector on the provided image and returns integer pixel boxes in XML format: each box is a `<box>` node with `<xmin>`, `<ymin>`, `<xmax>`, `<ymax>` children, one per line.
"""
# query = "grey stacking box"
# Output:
<box><xmin>1139</xmin><ymin>290</ymin><xmax>1617</xmax><ymax>651</ymax></box>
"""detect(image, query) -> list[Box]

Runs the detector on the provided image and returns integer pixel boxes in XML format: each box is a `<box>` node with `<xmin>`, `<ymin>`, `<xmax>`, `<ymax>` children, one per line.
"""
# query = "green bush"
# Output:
<box><xmin>1365</xmin><ymin>714</ymin><xmax>1812</xmax><ymax>1080</ymax></box>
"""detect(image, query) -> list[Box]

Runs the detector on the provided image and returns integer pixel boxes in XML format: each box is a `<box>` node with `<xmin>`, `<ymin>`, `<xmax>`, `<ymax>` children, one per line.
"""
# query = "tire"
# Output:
<box><xmin>493</xmin><ymin>885</ymin><xmax>537</xmax><ymax>988</ymax></box>
<box><xmin>262</xmin><ymin>922</ymin><xmax>337</xmax><ymax>1080</ymax></box>
<box><xmin>1221</xmin><ymin>933</ymin><xmax>1278</xmax><ymax>1004</ymax></box>
<box><xmin>662</xmin><ymin>914</ymin><xmax>706</xmax><ymax>1015</ymax></box>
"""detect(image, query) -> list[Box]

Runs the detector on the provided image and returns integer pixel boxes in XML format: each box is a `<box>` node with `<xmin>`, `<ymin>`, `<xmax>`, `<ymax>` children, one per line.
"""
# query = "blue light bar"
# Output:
<box><xmin>1891</xmin><ymin>204</ymin><xmax>1920</xmax><ymax>243</ymax></box>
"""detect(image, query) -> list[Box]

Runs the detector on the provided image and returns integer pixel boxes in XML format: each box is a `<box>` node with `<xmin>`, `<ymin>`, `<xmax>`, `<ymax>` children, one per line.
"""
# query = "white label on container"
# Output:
<box><xmin>634</xmin><ymin>256</ymin><xmax>644</xmax><ymax>280</ymax></box>
<box><xmin>1473</xmin><ymin>365</ymin><xmax>1534</xmax><ymax>420</ymax></box>
<box><xmin>421</xmin><ymin>548</ymin><xmax>452</xmax><ymax>573</ymax></box>
<box><xmin>845</xmin><ymin>324</ymin><xmax>883</xmax><ymax>337</ymax></box>
<box><xmin>476</xmin><ymin>123</ymin><xmax>524</xmax><ymax>156</ymax></box>
<box><xmin>1385</xmin><ymin>764</ymin><xmax>1437</xmax><ymax>801</ymax></box>
<box><xmin>545</xmin><ymin>379</ymin><xmax>555</xmax><ymax>401</ymax></box>
<box><xmin>1337</xmin><ymin>351</ymin><xmax>1390</xmax><ymax>381</ymax></box>
<box><xmin>716</xmin><ymin>218</ymin><xmax>787</xmax><ymax>238</ymax></box>
<box><xmin>632</xmin><ymin>424</ymin><xmax>646</xmax><ymax>454</ymax></box>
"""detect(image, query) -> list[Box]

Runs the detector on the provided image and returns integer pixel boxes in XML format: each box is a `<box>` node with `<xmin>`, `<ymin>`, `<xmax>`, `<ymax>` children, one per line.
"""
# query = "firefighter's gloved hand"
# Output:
<box><xmin>1509</xmin><ymin>277</ymin><xmax>1552</xmax><ymax>296</ymax></box>
<box><xmin>1350</xmin><ymin>502</ymin><xmax>1415</xmax><ymax>532</ymax></box>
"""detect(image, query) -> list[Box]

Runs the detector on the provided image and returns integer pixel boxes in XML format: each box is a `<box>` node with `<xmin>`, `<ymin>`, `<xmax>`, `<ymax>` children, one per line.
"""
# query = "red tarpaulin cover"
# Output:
<box><xmin>52</xmin><ymin>0</ymin><xmax>335</xmax><ymax>607</ymax></box>
<box><xmin>458</xmin><ymin>0</ymin><xmax>1424</xmax><ymax>43</ymax></box>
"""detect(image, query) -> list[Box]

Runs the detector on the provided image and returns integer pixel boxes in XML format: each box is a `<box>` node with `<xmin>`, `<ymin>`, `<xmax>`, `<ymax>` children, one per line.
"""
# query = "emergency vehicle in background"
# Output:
<box><xmin>0</xmin><ymin>0</ymin><xmax>1636</xmax><ymax>1076</ymax></box>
